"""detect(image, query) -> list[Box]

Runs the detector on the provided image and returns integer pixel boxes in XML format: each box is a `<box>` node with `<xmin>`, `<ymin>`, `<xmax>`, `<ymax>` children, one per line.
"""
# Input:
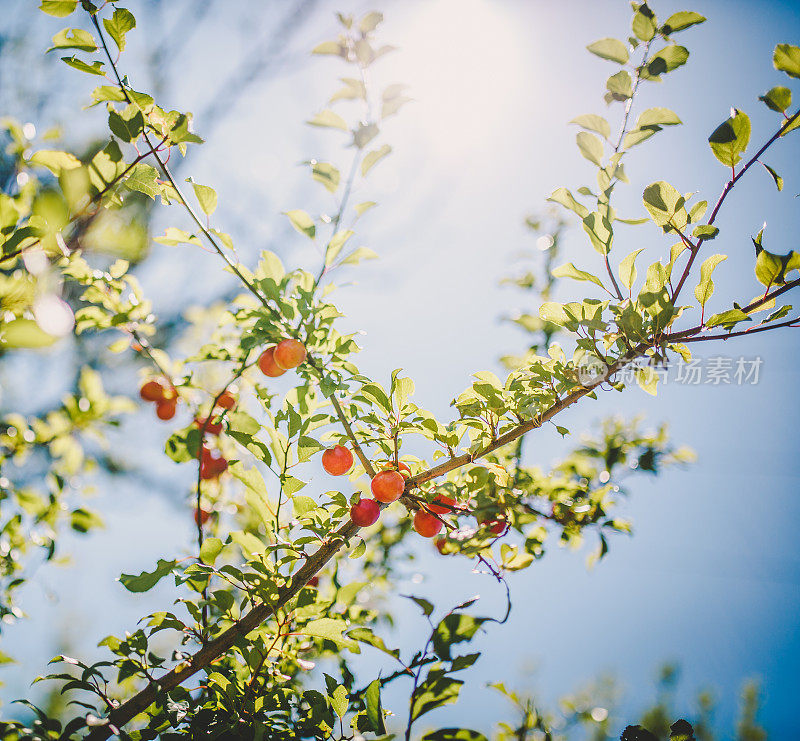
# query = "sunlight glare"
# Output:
<box><xmin>391</xmin><ymin>0</ymin><xmax>527</xmax><ymax>159</ymax></box>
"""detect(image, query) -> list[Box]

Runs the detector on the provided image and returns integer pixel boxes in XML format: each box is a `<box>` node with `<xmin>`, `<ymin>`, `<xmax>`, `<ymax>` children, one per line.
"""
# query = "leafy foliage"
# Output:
<box><xmin>0</xmin><ymin>2</ymin><xmax>796</xmax><ymax>739</ymax></box>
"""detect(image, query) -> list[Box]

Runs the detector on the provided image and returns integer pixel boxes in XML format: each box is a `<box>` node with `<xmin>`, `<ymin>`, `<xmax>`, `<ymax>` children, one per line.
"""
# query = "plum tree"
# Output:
<box><xmin>0</xmin><ymin>2</ymin><xmax>794</xmax><ymax>739</ymax></box>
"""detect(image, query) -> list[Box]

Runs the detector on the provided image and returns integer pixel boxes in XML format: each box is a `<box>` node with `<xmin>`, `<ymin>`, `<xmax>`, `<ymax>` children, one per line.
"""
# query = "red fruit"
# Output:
<box><xmin>140</xmin><ymin>380</ymin><xmax>165</xmax><ymax>402</ymax></box>
<box><xmin>307</xmin><ymin>575</ymin><xmax>319</xmax><ymax>588</ymax></box>
<box><xmin>200</xmin><ymin>447</ymin><xmax>227</xmax><ymax>480</ymax></box>
<box><xmin>414</xmin><ymin>509</ymin><xmax>443</xmax><ymax>538</ymax></box>
<box><xmin>258</xmin><ymin>347</ymin><xmax>286</xmax><ymax>378</ymax></box>
<box><xmin>371</xmin><ymin>470</ymin><xmax>405</xmax><ymax>503</ymax></box>
<box><xmin>194</xmin><ymin>508</ymin><xmax>211</xmax><ymax>526</ymax></box>
<box><xmin>480</xmin><ymin>514</ymin><xmax>507</xmax><ymax>536</ymax></box>
<box><xmin>350</xmin><ymin>498</ymin><xmax>380</xmax><ymax>527</ymax></box>
<box><xmin>429</xmin><ymin>495</ymin><xmax>456</xmax><ymax>515</ymax></box>
<box><xmin>322</xmin><ymin>445</ymin><xmax>353</xmax><ymax>476</ymax></box>
<box><xmin>155</xmin><ymin>398</ymin><xmax>177</xmax><ymax>420</ymax></box>
<box><xmin>195</xmin><ymin>416</ymin><xmax>223</xmax><ymax>435</ymax></box>
<box><xmin>382</xmin><ymin>461</ymin><xmax>411</xmax><ymax>478</ymax></box>
<box><xmin>434</xmin><ymin>536</ymin><xmax>448</xmax><ymax>555</ymax></box>
<box><xmin>273</xmin><ymin>338</ymin><xmax>307</xmax><ymax>370</ymax></box>
<box><xmin>216</xmin><ymin>390</ymin><xmax>236</xmax><ymax>410</ymax></box>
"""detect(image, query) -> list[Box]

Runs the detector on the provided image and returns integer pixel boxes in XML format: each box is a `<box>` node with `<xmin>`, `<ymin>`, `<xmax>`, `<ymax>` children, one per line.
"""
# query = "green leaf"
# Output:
<box><xmin>576</xmin><ymin>132</ymin><xmax>604</xmax><ymax>166</ymax></box>
<box><xmin>708</xmin><ymin>109</ymin><xmax>751</xmax><ymax>167</ymax></box>
<box><xmin>359</xmin><ymin>11</ymin><xmax>383</xmax><ymax>33</ymax></box>
<box><xmin>636</xmin><ymin>107</ymin><xmax>682</xmax><ymax>128</ymax></box>
<box><xmin>199</xmin><ymin>537</ymin><xmax>224</xmax><ymax>566</ymax></box>
<box><xmin>108</xmin><ymin>107</ymin><xmax>144</xmax><ymax>142</ymax></box>
<box><xmin>361</xmin><ymin>144</ymin><xmax>391</xmax><ymax>176</ymax></box>
<box><xmin>694</xmin><ymin>254</ymin><xmax>726</xmax><ymax>307</ymax></box>
<box><xmin>103</xmin><ymin>8</ymin><xmax>136</xmax><ymax>53</ymax></box>
<box><xmin>47</xmin><ymin>28</ymin><xmax>97</xmax><ymax>53</ymax></box>
<box><xmin>28</xmin><ymin>149</ymin><xmax>81</xmax><ymax>175</ymax></box>
<box><xmin>754</xmin><ymin>243</ymin><xmax>800</xmax><ymax>288</ymax></box>
<box><xmin>307</xmin><ymin>109</ymin><xmax>348</xmax><ymax>130</ymax></box>
<box><xmin>582</xmin><ymin>211</ymin><xmax>614</xmax><ymax>255</ymax></box>
<box><xmin>365</xmin><ymin>679</ymin><xmax>386</xmax><ymax>734</ymax></box>
<box><xmin>302</xmin><ymin>618</ymin><xmax>357</xmax><ymax>649</ymax></box>
<box><xmin>39</xmin><ymin>0</ymin><xmax>77</xmax><ymax>17</ymax></box>
<box><xmin>354</xmin><ymin>201</ymin><xmax>377</xmax><ymax>216</ymax></box>
<box><xmin>70</xmin><ymin>507</ymin><xmax>104</xmax><ymax>533</ymax></box>
<box><xmin>339</xmin><ymin>246</ymin><xmax>378</xmax><ymax>266</ymax></box>
<box><xmin>312</xmin><ymin>40</ymin><xmax>344</xmax><ymax>56</ymax></box>
<box><xmin>661</xmin><ymin>11</ymin><xmax>705</xmax><ymax>34</ymax></box>
<box><xmin>606</xmin><ymin>70</ymin><xmax>633</xmax><ymax>101</ymax></box>
<box><xmin>570</xmin><ymin>114</ymin><xmax>610</xmax><ymax>139</ymax></box>
<box><xmin>642</xmin><ymin>180</ymin><xmax>684</xmax><ymax>228</ymax></box>
<box><xmin>636</xmin><ymin>366</ymin><xmax>659</xmax><ymax>396</ymax></box>
<box><xmin>632</xmin><ymin>3</ymin><xmax>657</xmax><ymax>41</ymax></box>
<box><xmin>292</xmin><ymin>495</ymin><xmax>316</xmax><ymax>518</ymax></box>
<box><xmin>325</xmin><ymin>230</ymin><xmax>354</xmax><ymax>266</ymax></box>
<box><xmin>552</xmin><ymin>262</ymin><xmax>605</xmax><ymax>290</ymax></box>
<box><xmin>119</xmin><ymin>559</ymin><xmax>176</xmax><ymax>593</ymax></box>
<box><xmin>547</xmin><ymin>187</ymin><xmax>589</xmax><ymax>218</ymax></box>
<box><xmin>411</xmin><ymin>676</ymin><xmax>463</xmax><ymax>720</ymax></box>
<box><xmin>284</xmin><ymin>209</ymin><xmax>316</xmax><ymax>239</ymax></box>
<box><xmin>759</xmin><ymin>86</ymin><xmax>792</xmax><ymax>113</ymax></box>
<box><xmin>330</xmin><ymin>685</ymin><xmax>348</xmax><ymax>718</ymax></box>
<box><xmin>153</xmin><ymin>227</ymin><xmax>202</xmax><ymax>247</ymax></box>
<box><xmin>586</xmin><ymin>38</ymin><xmax>629</xmax><ymax>64</ymax></box>
<box><xmin>311</xmin><ymin>161</ymin><xmax>340</xmax><ymax>193</ymax></box>
<box><xmin>124</xmin><ymin>162</ymin><xmax>159</xmax><ymax>199</ymax></box>
<box><xmin>405</xmin><ymin>595</ymin><xmax>434</xmax><ymax>617</ymax></box>
<box><xmin>774</xmin><ymin>43</ymin><xmax>800</xmax><ymax>79</ymax></box>
<box><xmin>706</xmin><ymin>308</ymin><xmax>751</xmax><ymax>329</ymax></box>
<box><xmin>618</xmin><ymin>248</ymin><xmax>644</xmax><ymax>290</ymax></box>
<box><xmin>422</xmin><ymin>730</ymin><xmax>488</xmax><ymax>741</ymax></box>
<box><xmin>432</xmin><ymin>614</ymin><xmax>487</xmax><ymax>660</ymax></box>
<box><xmin>692</xmin><ymin>224</ymin><xmax>719</xmax><ymax>240</ymax></box>
<box><xmin>190</xmin><ymin>181</ymin><xmax>218</xmax><ymax>216</ymax></box>
<box><xmin>60</xmin><ymin>55</ymin><xmax>105</xmax><ymax>76</ymax></box>
<box><xmin>760</xmin><ymin>162</ymin><xmax>784</xmax><ymax>191</ymax></box>
<box><xmin>0</xmin><ymin>319</ymin><xmax>57</xmax><ymax>348</ymax></box>
<box><xmin>641</xmin><ymin>46</ymin><xmax>690</xmax><ymax>79</ymax></box>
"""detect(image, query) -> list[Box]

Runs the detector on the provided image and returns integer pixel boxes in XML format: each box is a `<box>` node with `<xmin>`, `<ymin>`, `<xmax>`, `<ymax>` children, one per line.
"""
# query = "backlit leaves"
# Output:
<box><xmin>587</xmin><ymin>38</ymin><xmax>629</xmax><ymax>65</ymax></box>
<box><xmin>774</xmin><ymin>43</ymin><xmax>800</xmax><ymax>79</ymax></box>
<box><xmin>708</xmin><ymin>109</ymin><xmax>751</xmax><ymax>167</ymax></box>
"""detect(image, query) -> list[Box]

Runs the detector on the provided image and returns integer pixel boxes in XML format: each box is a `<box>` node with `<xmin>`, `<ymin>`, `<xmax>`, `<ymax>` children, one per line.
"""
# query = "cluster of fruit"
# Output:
<box><xmin>257</xmin><ymin>339</ymin><xmax>307</xmax><ymax>377</ymax></box>
<box><xmin>139</xmin><ymin>378</ymin><xmax>179</xmax><ymax>420</ymax></box>
<box><xmin>319</xmin><ymin>444</ymin><xmax>504</xmax><ymax>542</ymax></box>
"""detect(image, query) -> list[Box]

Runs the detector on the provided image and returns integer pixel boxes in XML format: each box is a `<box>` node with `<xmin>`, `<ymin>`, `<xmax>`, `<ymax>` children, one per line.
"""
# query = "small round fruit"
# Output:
<box><xmin>155</xmin><ymin>398</ymin><xmax>177</xmax><ymax>420</ymax></box>
<box><xmin>350</xmin><ymin>498</ymin><xmax>380</xmax><ymax>527</ymax></box>
<box><xmin>371</xmin><ymin>469</ymin><xmax>405</xmax><ymax>503</ymax></box>
<box><xmin>322</xmin><ymin>445</ymin><xmax>353</xmax><ymax>476</ymax></box>
<box><xmin>200</xmin><ymin>447</ymin><xmax>227</xmax><ymax>480</ymax></box>
<box><xmin>195</xmin><ymin>416</ymin><xmax>222</xmax><ymax>435</ymax></box>
<box><xmin>140</xmin><ymin>380</ymin><xmax>165</xmax><ymax>402</ymax></box>
<box><xmin>435</xmin><ymin>536</ymin><xmax>448</xmax><ymax>555</ymax></box>
<box><xmin>429</xmin><ymin>494</ymin><xmax>456</xmax><ymax>515</ymax></box>
<box><xmin>414</xmin><ymin>510</ymin><xmax>443</xmax><ymax>538</ymax></box>
<box><xmin>216</xmin><ymin>390</ymin><xmax>236</xmax><ymax>410</ymax></box>
<box><xmin>194</xmin><ymin>508</ymin><xmax>211</xmax><ymax>526</ymax></box>
<box><xmin>258</xmin><ymin>347</ymin><xmax>286</xmax><ymax>378</ymax></box>
<box><xmin>382</xmin><ymin>461</ymin><xmax>411</xmax><ymax>478</ymax></box>
<box><xmin>307</xmin><ymin>575</ymin><xmax>319</xmax><ymax>588</ymax></box>
<box><xmin>273</xmin><ymin>338</ymin><xmax>307</xmax><ymax>370</ymax></box>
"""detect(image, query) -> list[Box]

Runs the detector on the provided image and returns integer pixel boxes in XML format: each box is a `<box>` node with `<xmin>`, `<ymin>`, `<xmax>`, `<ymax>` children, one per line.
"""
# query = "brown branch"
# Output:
<box><xmin>668</xmin><ymin>315</ymin><xmax>799</xmax><ymax>344</ymax></box>
<box><xmin>664</xmin><ymin>275</ymin><xmax>800</xmax><ymax>343</ymax></box>
<box><xmin>0</xmin><ymin>138</ymin><xmax>167</xmax><ymax>265</ymax></box>
<box><xmin>671</xmin><ymin>107</ymin><xmax>800</xmax><ymax>303</ymax></box>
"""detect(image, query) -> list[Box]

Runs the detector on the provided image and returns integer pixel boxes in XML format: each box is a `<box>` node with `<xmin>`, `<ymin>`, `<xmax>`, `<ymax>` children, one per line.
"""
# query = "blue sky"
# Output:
<box><xmin>2</xmin><ymin>0</ymin><xmax>800</xmax><ymax>736</ymax></box>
